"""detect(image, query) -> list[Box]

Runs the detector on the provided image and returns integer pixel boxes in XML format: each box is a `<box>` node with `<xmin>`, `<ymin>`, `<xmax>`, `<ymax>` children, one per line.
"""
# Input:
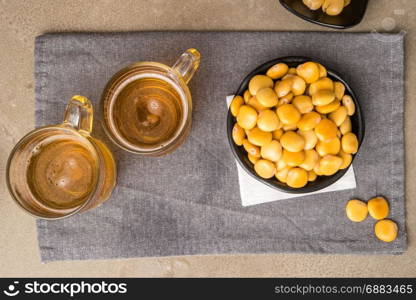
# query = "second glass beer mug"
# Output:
<box><xmin>101</xmin><ymin>48</ymin><xmax>201</xmax><ymax>156</ymax></box>
<box><xmin>6</xmin><ymin>96</ymin><xmax>117</xmax><ymax>219</ymax></box>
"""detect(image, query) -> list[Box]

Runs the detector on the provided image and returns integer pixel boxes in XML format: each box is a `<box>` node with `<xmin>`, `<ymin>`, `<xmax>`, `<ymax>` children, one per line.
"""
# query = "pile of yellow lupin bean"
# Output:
<box><xmin>230</xmin><ymin>61</ymin><xmax>359</xmax><ymax>189</ymax></box>
<box><xmin>346</xmin><ymin>196</ymin><xmax>398</xmax><ymax>243</ymax></box>
<box><xmin>303</xmin><ymin>0</ymin><xmax>350</xmax><ymax>16</ymax></box>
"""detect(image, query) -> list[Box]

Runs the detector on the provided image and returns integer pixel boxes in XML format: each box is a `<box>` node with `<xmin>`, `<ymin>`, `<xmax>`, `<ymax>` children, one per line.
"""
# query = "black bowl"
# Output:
<box><xmin>279</xmin><ymin>0</ymin><xmax>369</xmax><ymax>29</ymax></box>
<box><xmin>227</xmin><ymin>56</ymin><xmax>365</xmax><ymax>193</ymax></box>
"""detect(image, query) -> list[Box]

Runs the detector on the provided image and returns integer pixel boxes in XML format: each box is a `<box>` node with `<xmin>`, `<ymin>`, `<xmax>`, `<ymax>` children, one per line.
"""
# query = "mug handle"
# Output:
<box><xmin>172</xmin><ymin>48</ymin><xmax>201</xmax><ymax>84</ymax></box>
<box><xmin>63</xmin><ymin>95</ymin><xmax>93</xmax><ymax>135</ymax></box>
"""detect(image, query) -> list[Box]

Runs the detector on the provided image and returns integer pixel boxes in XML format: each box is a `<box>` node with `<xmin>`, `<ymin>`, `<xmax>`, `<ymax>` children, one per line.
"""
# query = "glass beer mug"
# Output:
<box><xmin>101</xmin><ymin>48</ymin><xmax>201</xmax><ymax>156</ymax></box>
<box><xmin>6</xmin><ymin>96</ymin><xmax>116</xmax><ymax>219</ymax></box>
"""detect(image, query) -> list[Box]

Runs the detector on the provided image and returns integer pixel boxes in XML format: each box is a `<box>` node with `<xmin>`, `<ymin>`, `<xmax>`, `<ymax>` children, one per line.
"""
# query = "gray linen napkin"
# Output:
<box><xmin>35</xmin><ymin>32</ymin><xmax>406</xmax><ymax>262</ymax></box>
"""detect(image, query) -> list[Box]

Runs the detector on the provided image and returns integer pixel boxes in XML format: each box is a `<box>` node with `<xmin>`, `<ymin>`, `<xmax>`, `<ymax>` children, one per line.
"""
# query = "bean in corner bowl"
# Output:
<box><xmin>279</xmin><ymin>0</ymin><xmax>369</xmax><ymax>29</ymax></box>
<box><xmin>226</xmin><ymin>56</ymin><xmax>365</xmax><ymax>193</ymax></box>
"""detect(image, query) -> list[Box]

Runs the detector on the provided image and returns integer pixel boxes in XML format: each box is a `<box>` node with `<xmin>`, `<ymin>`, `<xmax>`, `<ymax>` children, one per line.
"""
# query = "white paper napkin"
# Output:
<box><xmin>226</xmin><ymin>95</ymin><xmax>357</xmax><ymax>206</ymax></box>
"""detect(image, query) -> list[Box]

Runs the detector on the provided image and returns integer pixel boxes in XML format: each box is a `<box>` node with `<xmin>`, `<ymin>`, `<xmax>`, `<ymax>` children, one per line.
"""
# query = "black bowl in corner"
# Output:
<box><xmin>226</xmin><ymin>56</ymin><xmax>365</xmax><ymax>194</ymax></box>
<box><xmin>279</xmin><ymin>0</ymin><xmax>369</xmax><ymax>29</ymax></box>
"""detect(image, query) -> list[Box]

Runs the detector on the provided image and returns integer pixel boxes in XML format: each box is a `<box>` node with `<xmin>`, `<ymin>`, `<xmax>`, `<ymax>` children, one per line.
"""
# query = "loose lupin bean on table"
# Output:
<box><xmin>345</xmin><ymin>196</ymin><xmax>398</xmax><ymax>243</ymax></box>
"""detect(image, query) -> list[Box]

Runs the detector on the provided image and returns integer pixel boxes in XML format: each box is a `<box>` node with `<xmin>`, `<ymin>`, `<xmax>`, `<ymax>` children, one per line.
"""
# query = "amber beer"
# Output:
<box><xmin>7</xmin><ymin>96</ymin><xmax>116</xmax><ymax>219</ymax></box>
<box><xmin>27</xmin><ymin>133</ymin><xmax>98</xmax><ymax>209</ymax></box>
<box><xmin>102</xmin><ymin>48</ymin><xmax>200</xmax><ymax>156</ymax></box>
<box><xmin>110</xmin><ymin>76</ymin><xmax>184</xmax><ymax>150</ymax></box>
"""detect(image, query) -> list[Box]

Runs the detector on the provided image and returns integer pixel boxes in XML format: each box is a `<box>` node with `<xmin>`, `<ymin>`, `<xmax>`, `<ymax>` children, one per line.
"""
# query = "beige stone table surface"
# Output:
<box><xmin>0</xmin><ymin>0</ymin><xmax>415</xmax><ymax>277</ymax></box>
